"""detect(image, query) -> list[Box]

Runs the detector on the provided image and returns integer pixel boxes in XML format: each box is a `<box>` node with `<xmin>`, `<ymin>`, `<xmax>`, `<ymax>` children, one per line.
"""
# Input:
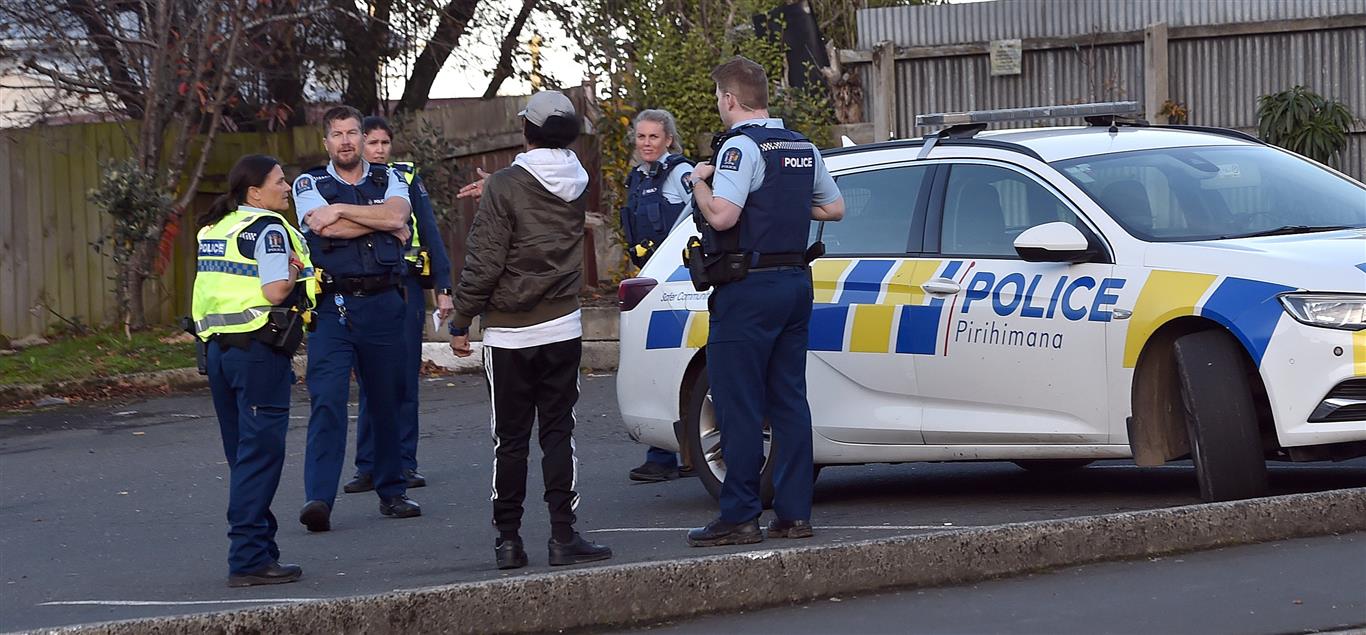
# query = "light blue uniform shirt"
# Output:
<box><xmin>710</xmin><ymin>118</ymin><xmax>840</xmax><ymax>210</ymax></box>
<box><xmin>290</xmin><ymin>160</ymin><xmax>410</xmax><ymax>232</ymax></box>
<box><xmin>238</xmin><ymin>205</ymin><xmax>293</xmax><ymax>286</ymax></box>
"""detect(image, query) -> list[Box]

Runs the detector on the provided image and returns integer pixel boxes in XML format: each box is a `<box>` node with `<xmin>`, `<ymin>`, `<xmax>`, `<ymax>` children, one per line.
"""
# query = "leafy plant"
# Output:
<box><xmin>394</xmin><ymin>113</ymin><xmax>463</xmax><ymax>228</ymax></box>
<box><xmin>88</xmin><ymin>159</ymin><xmax>174</xmax><ymax>328</ymax></box>
<box><xmin>1256</xmin><ymin>86</ymin><xmax>1358</xmax><ymax>166</ymax></box>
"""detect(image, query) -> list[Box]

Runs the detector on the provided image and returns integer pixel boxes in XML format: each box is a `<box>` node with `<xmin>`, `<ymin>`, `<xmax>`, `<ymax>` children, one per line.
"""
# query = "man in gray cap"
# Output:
<box><xmin>451</xmin><ymin>90</ymin><xmax>613</xmax><ymax>570</ymax></box>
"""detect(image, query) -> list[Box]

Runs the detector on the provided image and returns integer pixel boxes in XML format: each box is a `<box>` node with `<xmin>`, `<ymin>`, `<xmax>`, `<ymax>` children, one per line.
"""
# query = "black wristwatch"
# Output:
<box><xmin>438</xmin><ymin>287</ymin><xmax>453</xmax><ymax>296</ymax></box>
<box><xmin>448</xmin><ymin>323</ymin><xmax>469</xmax><ymax>337</ymax></box>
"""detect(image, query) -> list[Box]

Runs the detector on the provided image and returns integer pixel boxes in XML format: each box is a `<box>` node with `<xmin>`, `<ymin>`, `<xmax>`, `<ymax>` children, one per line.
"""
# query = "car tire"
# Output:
<box><xmin>682</xmin><ymin>370</ymin><xmax>774</xmax><ymax>509</ymax></box>
<box><xmin>1011</xmin><ymin>459</ymin><xmax>1094</xmax><ymax>472</ymax></box>
<box><xmin>1173</xmin><ymin>329</ymin><xmax>1269</xmax><ymax>502</ymax></box>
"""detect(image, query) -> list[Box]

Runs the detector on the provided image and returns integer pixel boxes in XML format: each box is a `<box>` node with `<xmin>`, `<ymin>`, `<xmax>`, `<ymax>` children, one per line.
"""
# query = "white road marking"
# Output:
<box><xmin>40</xmin><ymin>598</ymin><xmax>321</xmax><ymax>607</ymax></box>
<box><xmin>587</xmin><ymin>525</ymin><xmax>969</xmax><ymax>533</ymax></box>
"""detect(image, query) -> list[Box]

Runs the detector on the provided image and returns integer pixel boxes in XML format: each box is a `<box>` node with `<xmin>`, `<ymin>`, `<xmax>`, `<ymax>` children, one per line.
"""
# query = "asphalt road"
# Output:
<box><xmin>623</xmin><ymin>533</ymin><xmax>1366</xmax><ymax>635</ymax></box>
<box><xmin>1</xmin><ymin>375</ymin><xmax>1363</xmax><ymax>632</ymax></box>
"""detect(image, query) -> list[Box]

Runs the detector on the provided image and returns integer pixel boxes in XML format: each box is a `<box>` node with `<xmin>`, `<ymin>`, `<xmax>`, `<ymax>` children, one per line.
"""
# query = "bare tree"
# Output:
<box><xmin>1</xmin><ymin>0</ymin><xmax>315</xmax><ymax>330</ymax></box>
<box><xmin>481</xmin><ymin>0</ymin><xmax>539</xmax><ymax>99</ymax></box>
<box><xmin>396</xmin><ymin>0</ymin><xmax>481</xmax><ymax>114</ymax></box>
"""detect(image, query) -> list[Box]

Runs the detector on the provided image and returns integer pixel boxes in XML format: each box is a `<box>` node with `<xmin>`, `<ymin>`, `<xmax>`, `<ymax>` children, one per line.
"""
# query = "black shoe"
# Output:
<box><xmin>678</xmin><ymin>465</ymin><xmax>698</xmax><ymax>479</ymax></box>
<box><xmin>767</xmin><ymin>518</ymin><xmax>814</xmax><ymax>539</ymax></box>
<box><xmin>404</xmin><ymin>468</ymin><xmax>427</xmax><ymax>489</ymax></box>
<box><xmin>629</xmin><ymin>461</ymin><xmax>680</xmax><ymax>482</ymax></box>
<box><xmin>343</xmin><ymin>472</ymin><xmax>374</xmax><ymax>494</ymax></box>
<box><xmin>687</xmin><ymin>517</ymin><xmax>764</xmax><ymax>547</ymax></box>
<box><xmin>495</xmin><ymin>537</ymin><xmax>528</xmax><ymax>570</ymax></box>
<box><xmin>299</xmin><ymin>500</ymin><xmax>331</xmax><ymax>533</ymax></box>
<box><xmin>379</xmin><ymin>494</ymin><xmax>421</xmax><ymax>518</ymax></box>
<box><xmin>548</xmin><ymin>533</ymin><xmax>613</xmax><ymax>566</ymax></box>
<box><xmin>227</xmin><ymin>561</ymin><xmax>302</xmax><ymax>588</ymax></box>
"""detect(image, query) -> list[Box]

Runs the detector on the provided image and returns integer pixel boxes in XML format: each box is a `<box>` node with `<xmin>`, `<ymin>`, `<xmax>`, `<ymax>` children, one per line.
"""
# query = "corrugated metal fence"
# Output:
<box><xmin>851</xmin><ymin>0</ymin><xmax>1366</xmax><ymax>179</ymax></box>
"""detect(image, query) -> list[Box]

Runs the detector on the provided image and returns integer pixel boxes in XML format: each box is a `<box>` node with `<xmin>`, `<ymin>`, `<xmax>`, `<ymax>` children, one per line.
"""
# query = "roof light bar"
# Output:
<box><xmin>916</xmin><ymin>101</ymin><xmax>1141</xmax><ymax>127</ymax></box>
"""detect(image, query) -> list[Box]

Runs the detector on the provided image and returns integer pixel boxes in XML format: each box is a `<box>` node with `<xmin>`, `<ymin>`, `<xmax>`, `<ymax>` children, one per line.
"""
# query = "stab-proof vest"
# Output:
<box><xmin>303</xmin><ymin>163</ymin><xmax>407</xmax><ymax>279</ymax></box>
<box><xmin>621</xmin><ymin>154</ymin><xmax>692</xmax><ymax>253</ymax></box>
<box><xmin>703</xmin><ymin>125</ymin><xmax>815</xmax><ymax>261</ymax></box>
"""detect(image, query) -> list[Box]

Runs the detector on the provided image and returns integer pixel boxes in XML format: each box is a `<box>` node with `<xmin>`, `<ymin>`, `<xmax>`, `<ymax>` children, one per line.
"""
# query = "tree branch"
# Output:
<box><xmin>396</xmin><ymin>0</ymin><xmax>481</xmax><ymax>113</ymax></box>
<box><xmin>481</xmin><ymin>0</ymin><xmax>537</xmax><ymax>99</ymax></box>
<box><xmin>62</xmin><ymin>0</ymin><xmax>145</xmax><ymax>117</ymax></box>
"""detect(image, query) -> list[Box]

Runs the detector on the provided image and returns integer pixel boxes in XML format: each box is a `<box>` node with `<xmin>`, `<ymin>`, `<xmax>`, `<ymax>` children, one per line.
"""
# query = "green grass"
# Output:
<box><xmin>0</xmin><ymin>328</ymin><xmax>196</xmax><ymax>385</ymax></box>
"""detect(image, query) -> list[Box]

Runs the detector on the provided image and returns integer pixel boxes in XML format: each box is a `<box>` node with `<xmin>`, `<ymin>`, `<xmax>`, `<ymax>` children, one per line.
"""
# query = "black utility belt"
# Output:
<box><xmin>751</xmin><ymin>252</ymin><xmax>807</xmax><ymax>268</ymax></box>
<box><xmin>209</xmin><ymin>307</ymin><xmax>306</xmax><ymax>356</ymax></box>
<box><xmin>322</xmin><ymin>274</ymin><xmax>403</xmax><ymax>296</ymax></box>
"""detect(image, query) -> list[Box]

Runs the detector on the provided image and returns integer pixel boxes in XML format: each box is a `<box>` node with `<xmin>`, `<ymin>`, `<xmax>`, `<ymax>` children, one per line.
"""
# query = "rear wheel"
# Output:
<box><xmin>1012</xmin><ymin>459</ymin><xmax>1094</xmax><ymax>472</ymax></box>
<box><xmin>682</xmin><ymin>370</ymin><xmax>774</xmax><ymax>508</ymax></box>
<box><xmin>1173</xmin><ymin>330</ymin><xmax>1269</xmax><ymax>502</ymax></box>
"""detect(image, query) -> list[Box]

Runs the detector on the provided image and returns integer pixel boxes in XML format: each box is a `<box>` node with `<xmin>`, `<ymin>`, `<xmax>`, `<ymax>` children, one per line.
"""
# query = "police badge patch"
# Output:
<box><xmin>264</xmin><ymin>230</ymin><xmax>287</xmax><ymax>254</ymax></box>
<box><xmin>294</xmin><ymin>176</ymin><xmax>314</xmax><ymax>195</ymax></box>
<box><xmin>718</xmin><ymin>147</ymin><xmax>743</xmax><ymax>171</ymax></box>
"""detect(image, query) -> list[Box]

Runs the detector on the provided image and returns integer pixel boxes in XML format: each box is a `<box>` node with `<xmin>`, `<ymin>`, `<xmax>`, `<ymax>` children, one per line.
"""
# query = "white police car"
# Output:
<box><xmin>616</xmin><ymin>102</ymin><xmax>1366</xmax><ymax>503</ymax></box>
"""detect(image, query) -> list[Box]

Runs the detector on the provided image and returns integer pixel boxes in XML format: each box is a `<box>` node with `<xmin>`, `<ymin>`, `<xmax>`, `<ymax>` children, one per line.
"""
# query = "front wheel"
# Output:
<box><xmin>1173</xmin><ymin>330</ymin><xmax>1269</xmax><ymax>502</ymax></box>
<box><xmin>682</xmin><ymin>369</ymin><xmax>774</xmax><ymax>508</ymax></box>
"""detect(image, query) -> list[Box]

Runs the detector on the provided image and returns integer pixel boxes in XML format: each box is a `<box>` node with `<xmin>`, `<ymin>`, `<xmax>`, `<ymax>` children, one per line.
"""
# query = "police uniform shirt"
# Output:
<box><xmin>710</xmin><ymin>118</ymin><xmax>840</xmax><ymax>208</ymax></box>
<box><xmin>289</xmin><ymin>160</ymin><xmax>411</xmax><ymax>231</ymax></box>
<box><xmin>244</xmin><ymin>206</ymin><xmax>294</xmax><ymax>285</ymax></box>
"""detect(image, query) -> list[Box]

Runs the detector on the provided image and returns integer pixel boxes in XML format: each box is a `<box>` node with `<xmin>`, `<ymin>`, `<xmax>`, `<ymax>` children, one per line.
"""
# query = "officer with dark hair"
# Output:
<box><xmin>292</xmin><ymin>105</ymin><xmax>421</xmax><ymax>532</ymax></box>
<box><xmin>684</xmin><ymin>57</ymin><xmax>845</xmax><ymax>547</ymax></box>
<box><xmin>194</xmin><ymin>153</ymin><xmax>315</xmax><ymax>586</ymax></box>
<box><xmin>337</xmin><ymin>115</ymin><xmax>454</xmax><ymax>494</ymax></box>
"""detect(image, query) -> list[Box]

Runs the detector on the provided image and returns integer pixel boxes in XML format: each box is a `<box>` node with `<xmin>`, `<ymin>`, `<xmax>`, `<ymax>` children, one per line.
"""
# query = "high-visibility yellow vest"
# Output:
<box><xmin>391</xmin><ymin>161</ymin><xmax>425</xmax><ymax>264</ymax></box>
<box><xmin>191</xmin><ymin>207</ymin><xmax>317</xmax><ymax>340</ymax></box>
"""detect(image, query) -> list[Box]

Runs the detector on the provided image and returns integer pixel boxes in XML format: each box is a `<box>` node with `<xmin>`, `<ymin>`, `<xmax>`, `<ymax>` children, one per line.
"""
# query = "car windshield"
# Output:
<box><xmin>1052</xmin><ymin>145</ymin><xmax>1366</xmax><ymax>242</ymax></box>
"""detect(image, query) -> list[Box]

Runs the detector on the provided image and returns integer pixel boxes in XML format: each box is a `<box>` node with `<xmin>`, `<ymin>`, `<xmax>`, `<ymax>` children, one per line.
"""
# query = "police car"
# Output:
<box><xmin>616</xmin><ymin>102</ymin><xmax>1366</xmax><ymax>503</ymax></box>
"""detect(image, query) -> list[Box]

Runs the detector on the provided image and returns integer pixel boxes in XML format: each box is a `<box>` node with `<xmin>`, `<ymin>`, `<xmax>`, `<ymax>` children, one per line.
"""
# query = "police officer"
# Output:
<box><xmin>684</xmin><ymin>57</ymin><xmax>845</xmax><ymax>547</ymax></box>
<box><xmin>339</xmin><ymin>115</ymin><xmax>454</xmax><ymax>494</ymax></box>
<box><xmin>622</xmin><ymin>108</ymin><xmax>699</xmax><ymax>483</ymax></box>
<box><xmin>193</xmin><ymin>154</ymin><xmax>315</xmax><ymax>586</ymax></box>
<box><xmin>293</xmin><ymin>105</ymin><xmax>421</xmax><ymax>531</ymax></box>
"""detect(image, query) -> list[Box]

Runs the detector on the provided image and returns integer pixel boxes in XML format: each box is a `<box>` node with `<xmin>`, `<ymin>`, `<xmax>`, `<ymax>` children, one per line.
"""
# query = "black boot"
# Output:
<box><xmin>379</xmin><ymin>494</ymin><xmax>421</xmax><ymax>518</ymax></box>
<box><xmin>228</xmin><ymin>561</ymin><xmax>302</xmax><ymax>587</ymax></box>
<box><xmin>343</xmin><ymin>473</ymin><xmax>374</xmax><ymax>494</ymax></box>
<box><xmin>495</xmin><ymin>537</ymin><xmax>529</xmax><ymax>570</ymax></box>
<box><xmin>687</xmin><ymin>517</ymin><xmax>763</xmax><ymax>547</ymax></box>
<box><xmin>548</xmin><ymin>533</ymin><xmax>613</xmax><ymax>566</ymax></box>
<box><xmin>766</xmin><ymin>518</ymin><xmax>814</xmax><ymax>539</ymax></box>
<box><xmin>299</xmin><ymin>500</ymin><xmax>331</xmax><ymax>533</ymax></box>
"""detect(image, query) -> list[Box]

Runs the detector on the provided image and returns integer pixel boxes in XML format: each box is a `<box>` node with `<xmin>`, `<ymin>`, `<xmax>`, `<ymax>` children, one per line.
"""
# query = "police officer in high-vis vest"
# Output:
<box><xmin>684</xmin><ymin>57</ymin><xmax>845</xmax><ymax>547</ymax></box>
<box><xmin>292</xmin><ymin>105</ymin><xmax>421</xmax><ymax>532</ymax></box>
<box><xmin>193</xmin><ymin>154</ymin><xmax>316</xmax><ymax>586</ymax></box>
<box><xmin>339</xmin><ymin>115</ymin><xmax>454</xmax><ymax>494</ymax></box>
<box><xmin>621</xmin><ymin>108</ymin><xmax>699</xmax><ymax>483</ymax></box>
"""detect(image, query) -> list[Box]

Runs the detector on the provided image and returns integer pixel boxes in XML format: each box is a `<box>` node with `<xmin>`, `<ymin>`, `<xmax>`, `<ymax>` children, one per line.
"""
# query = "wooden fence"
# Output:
<box><xmin>0</xmin><ymin>87</ymin><xmax>603</xmax><ymax>340</ymax></box>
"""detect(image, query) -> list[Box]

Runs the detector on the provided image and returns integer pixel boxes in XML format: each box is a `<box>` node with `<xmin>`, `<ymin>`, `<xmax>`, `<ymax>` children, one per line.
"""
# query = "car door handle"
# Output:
<box><xmin>921</xmin><ymin>279</ymin><xmax>961</xmax><ymax>295</ymax></box>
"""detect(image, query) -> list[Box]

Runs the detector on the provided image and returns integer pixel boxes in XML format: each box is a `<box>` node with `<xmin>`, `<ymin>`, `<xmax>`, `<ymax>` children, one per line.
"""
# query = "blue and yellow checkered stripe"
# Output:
<box><xmin>647</xmin><ymin>259</ymin><xmax>963</xmax><ymax>354</ymax></box>
<box><xmin>197</xmin><ymin>259</ymin><xmax>260</xmax><ymax>277</ymax></box>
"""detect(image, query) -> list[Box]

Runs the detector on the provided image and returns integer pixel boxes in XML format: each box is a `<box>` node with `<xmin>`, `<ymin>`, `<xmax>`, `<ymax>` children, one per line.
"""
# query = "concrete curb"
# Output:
<box><xmin>40</xmin><ymin>487</ymin><xmax>1366</xmax><ymax>635</ymax></box>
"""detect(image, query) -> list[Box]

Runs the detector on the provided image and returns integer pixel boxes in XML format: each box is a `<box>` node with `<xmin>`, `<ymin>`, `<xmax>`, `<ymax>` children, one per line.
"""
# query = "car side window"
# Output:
<box><xmin>940</xmin><ymin>164</ymin><xmax>1082</xmax><ymax>258</ymax></box>
<box><xmin>817</xmin><ymin>164</ymin><xmax>931</xmax><ymax>255</ymax></box>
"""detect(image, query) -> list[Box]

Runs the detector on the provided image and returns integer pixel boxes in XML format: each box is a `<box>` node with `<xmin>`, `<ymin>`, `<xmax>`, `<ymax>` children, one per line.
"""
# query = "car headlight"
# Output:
<box><xmin>1279</xmin><ymin>294</ymin><xmax>1366</xmax><ymax>331</ymax></box>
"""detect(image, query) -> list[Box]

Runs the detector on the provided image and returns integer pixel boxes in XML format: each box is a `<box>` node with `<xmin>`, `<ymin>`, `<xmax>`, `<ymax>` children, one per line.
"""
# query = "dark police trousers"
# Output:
<box><xmin>355</xmin><ymin>275</ymin><xmax>424</xmax><ymax>474</ymax></box>
<box><xmin>304</xmin><ymin>289</ymin><xmax>407</xmax><ymax>506</ymax></box>
<box><xmin>708</xmin><ymin>268</ymin><xmax>814</xmax><ymax>524</ymax></box>
<box><xmin>206</xmin><ymin>339</ymin><xmax>290</xmax><ymax>574</ymax></box>
<box><xmin>485</xmin><ymin>338</ymin><xmax>582</xmax><ymax>534</ymax></box>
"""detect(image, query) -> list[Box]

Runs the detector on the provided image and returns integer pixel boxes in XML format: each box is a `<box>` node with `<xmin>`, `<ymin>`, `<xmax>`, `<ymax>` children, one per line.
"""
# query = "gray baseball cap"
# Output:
<box><xmin>518</xmin><ymin>90</ymin><xmax>576</xmax><ymax>126</ymax></box>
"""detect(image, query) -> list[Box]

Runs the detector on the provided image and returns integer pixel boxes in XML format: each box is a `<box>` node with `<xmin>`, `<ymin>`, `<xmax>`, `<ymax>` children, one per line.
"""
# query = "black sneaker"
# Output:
<box><xmin>404</xmin><ymin>468</ymin><xmax>427</xmax><ymax>489</ymax></box>
<box><xmin>548</xmin><ymin>533</ymin><xmax>613</xmax><ymax>566</ymax></box>
<box><xmin>343</xmin><ymin>472</ymin><xmax>374</xmax><ymax>494</ymax></box>
<box><xmin>299</xmin><ymin>500</ymin><xmax>331</xmax><ymax>533</ymax></box>
<box><xmin>495</xmin><ymin>537</ymin><xmax>528</xmax><ymax>570</ymax></box>
<box><xmin>629</xmin><ymin>461</ymin><xmax>679</xmax><ymax>482</ymax></box>
<box><xmin>687</xmin><ymin>517</ymin><xmax>763</xmax><ymax>547</ymax></box>
<box><xmin>227</xmin><ymin>561</ymin><xmax>302</xmax><ymax>588</ymax></box>
<box><xmin>766</xmin><ymin>518</ymin><xmax>814</xmax><ymax>539</ymax></box>
<box><xmin>378</xmin><ymin>494</ymin><xmax>421</xmax><ymax>518</ymax></box>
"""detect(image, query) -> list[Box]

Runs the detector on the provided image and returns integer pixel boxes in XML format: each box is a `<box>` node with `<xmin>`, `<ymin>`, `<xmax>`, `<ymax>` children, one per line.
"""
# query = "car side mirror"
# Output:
<box><xmin>1014</xmin><ymin>222</ymin><xmax>1099</xmax><ymax>263</ymax></box>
